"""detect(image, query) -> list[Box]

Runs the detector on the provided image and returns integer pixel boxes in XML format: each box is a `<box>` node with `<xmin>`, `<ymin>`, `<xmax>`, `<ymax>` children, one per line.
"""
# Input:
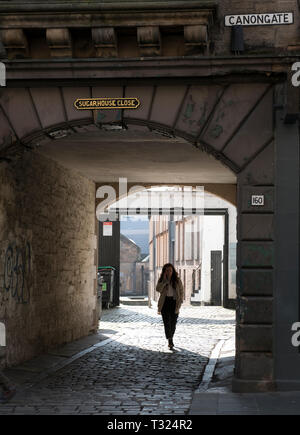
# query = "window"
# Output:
<box><xmin>184</xmin><ymin>218</ymin><xmax>192</xmax><ymax>260</ymax></box>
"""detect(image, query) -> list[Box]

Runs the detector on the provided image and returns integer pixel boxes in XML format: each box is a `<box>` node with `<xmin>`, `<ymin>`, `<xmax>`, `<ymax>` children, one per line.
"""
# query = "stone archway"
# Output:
<box><xmin>0</xmin><ymin>80</ymin><xmax>275</xmax><ymax>391</ymax></box>
<box><xmin>0</xmin><ymin>82</ymin><xmax>273</xmax><ymax>173</ymax></box>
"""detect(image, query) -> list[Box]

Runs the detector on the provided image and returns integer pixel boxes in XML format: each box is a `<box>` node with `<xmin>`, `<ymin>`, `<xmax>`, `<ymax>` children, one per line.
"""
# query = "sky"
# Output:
<box><xmin>120</xmin><ymin>215</ymin><xmax>149</xmax><ymax>254</ymax></box>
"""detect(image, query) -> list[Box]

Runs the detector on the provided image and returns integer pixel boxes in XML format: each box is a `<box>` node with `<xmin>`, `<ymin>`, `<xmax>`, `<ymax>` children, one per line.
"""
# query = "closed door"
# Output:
<box><xmin>211</xmin><ymin>250</ymin><xmax>222</xmax><ymax>305</ymax></box>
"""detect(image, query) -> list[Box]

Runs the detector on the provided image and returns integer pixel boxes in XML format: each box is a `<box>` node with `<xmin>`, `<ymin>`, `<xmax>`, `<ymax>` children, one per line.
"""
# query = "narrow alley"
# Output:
<box><xmin>0</xmin><ymin>305</ymin><xmax>235</xmax><ymax>415</ymax></box>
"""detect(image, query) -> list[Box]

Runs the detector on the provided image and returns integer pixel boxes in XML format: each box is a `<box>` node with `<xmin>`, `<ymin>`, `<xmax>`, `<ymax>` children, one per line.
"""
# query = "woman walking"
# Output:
<box><xmin>156</xmin><ymin>263</ymin><xmax>184</xmax><ymax>350</ymax></box>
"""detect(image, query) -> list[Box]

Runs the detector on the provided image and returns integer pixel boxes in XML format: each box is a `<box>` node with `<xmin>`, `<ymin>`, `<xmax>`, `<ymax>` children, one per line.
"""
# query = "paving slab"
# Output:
<box><xmin>0</xmin><ymin>305</ymin><xmax>235</xmax><ymax>415</ymax></box>
<box><xmin>190</xmin><ymin>391</ymin><xmax>300</xmax><ymax>415</ymax></box>
<box><xmin>189</xmin><ymin>334</ymin><xmax>300</xmax><ymax>415</ymax></box>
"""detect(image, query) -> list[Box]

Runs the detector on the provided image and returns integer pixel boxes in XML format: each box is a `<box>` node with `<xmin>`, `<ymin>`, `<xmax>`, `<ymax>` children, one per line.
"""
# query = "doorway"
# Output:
<box><xmin>211</xmin><ymin>250</ymin><xmax>222</xmax><ymax>306</ymax></box>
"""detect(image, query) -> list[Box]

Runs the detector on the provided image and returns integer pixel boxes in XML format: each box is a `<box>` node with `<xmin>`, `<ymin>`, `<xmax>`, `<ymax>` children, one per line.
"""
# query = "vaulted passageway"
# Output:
<box><xmin>0</xmin><ymin>78</ymin><xmax>277</xmax><ymax>392</ymax></box>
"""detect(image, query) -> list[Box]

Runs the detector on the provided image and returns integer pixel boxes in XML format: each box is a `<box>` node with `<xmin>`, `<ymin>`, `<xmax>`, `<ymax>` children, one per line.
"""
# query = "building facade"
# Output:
<box><xmin>148</xmin><ymin>191</ymin><xmax>237</xmax><ymax>307</ymax></box>
<box><xmin>120</xmin><ymin>233</ymin><xmax>149</xmax><ymax>297</ymax></box>
<box><xmin>120</xmin><ymin>233</ymin><xmax>141</xmax><ymax>296</ymax></box>
<box><xmin>0</xmin><ymin>0</ymin><xmax>299</xmax><ymax>392</ymax></box>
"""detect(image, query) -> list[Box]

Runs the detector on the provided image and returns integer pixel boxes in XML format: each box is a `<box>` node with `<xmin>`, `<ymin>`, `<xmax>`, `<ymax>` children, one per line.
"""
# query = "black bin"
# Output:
<box><xmin>98</xmin><ymin>266</ymin><xmax>116</xmax><ymax>309</ymax></box>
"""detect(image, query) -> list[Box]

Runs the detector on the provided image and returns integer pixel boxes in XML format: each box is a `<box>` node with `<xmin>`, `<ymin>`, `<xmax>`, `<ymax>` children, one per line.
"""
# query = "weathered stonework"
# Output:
<box><xmin>0</xmin><ymin>0</ymin><xmax>299</xmax><ymax>393</ymax></box>
<box><xmin>0</xmin><ymin>151</ymin><xmax>97</xmax><ymax>366</ymax></box>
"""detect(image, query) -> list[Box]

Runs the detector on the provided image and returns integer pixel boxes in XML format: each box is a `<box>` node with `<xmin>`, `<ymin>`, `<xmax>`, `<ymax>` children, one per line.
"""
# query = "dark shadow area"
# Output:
<box><xmin>209</xmin><ymin>355</ymin><xmax>235</xmax><ymax>391</ymax></box>
<box><xmin>0</xmin><ymin>331</ymin><xmax>213</xmax><ymax>415</ymax></box>
<box><xmin>24</xmin><ymin>337</ymin><xmax>210</xmax><ymax>397</ymax></box>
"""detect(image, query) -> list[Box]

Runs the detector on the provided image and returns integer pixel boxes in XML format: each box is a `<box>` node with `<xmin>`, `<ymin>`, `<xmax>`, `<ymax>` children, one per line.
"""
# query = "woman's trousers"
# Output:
<box><xmin>161</xmin><ymin>296</ymin><xmax>178</xmax><ymax>339</ymax></box>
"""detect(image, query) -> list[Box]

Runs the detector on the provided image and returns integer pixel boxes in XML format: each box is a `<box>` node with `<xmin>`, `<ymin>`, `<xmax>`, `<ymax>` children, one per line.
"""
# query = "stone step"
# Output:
<box><xmin>120</xmin><ymin>297</ymin><xmax>149</xmax><ymax>306</ymax></box>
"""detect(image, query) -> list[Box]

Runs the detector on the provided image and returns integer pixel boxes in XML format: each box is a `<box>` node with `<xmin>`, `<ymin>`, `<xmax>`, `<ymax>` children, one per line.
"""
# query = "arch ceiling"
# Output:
<box><xmin>0</xmin><ymin>82</ymin><xmax>274</xmax><ymax>184</ymax></box>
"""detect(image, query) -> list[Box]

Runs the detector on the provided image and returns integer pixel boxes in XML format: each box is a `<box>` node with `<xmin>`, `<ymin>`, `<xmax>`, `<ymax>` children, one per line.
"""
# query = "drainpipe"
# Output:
<box><xmin>168</xmin><ymin>215</ymin><xmax>175</xmax><ymax>265</ymax></box>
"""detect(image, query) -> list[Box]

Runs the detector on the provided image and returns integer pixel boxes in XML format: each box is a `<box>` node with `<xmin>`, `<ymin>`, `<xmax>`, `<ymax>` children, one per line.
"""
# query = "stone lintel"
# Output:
<box><xmin>0</xmin><ymin>10</ymin><xmax>215</xmax><ymax>29</ymax></box>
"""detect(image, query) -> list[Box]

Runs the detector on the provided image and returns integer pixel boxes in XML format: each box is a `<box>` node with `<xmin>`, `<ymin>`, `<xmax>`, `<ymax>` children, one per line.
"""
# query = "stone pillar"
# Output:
<box><xmin>233</xmin><ymin>141</ymin><xmax>275</xmax><ymax>392</ymax></box>
<box><xmin>274</xmin><ymin>109</ymin><xmax>300</xmax><ymax>390</ymax></box>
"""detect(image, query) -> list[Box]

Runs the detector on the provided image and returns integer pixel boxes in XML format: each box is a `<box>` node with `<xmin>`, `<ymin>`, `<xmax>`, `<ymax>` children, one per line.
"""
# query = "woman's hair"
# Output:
<box><xmin>158</xmin><ymin>263</ymin><xmax>179</xmax><ymax>287</ymax></box>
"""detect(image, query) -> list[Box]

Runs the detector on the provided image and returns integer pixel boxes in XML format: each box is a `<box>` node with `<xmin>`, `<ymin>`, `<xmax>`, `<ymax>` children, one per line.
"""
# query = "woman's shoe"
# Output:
<box><xmin>168</xmin><ymin>338</ymin><xmax>174</xmax><ymax>350</ymax></box>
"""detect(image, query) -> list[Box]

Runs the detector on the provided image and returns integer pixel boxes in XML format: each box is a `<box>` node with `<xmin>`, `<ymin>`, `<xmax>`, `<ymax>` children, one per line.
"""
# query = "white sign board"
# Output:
<box><xmin>0</xmin><ymin>63</ymin><xmax>6</xmax><ymax>87</ymax></box>
<box><xmin>0</xmin><ymin>322</ymin><xmax>5</xmax><ymax>347</ymax></box>
<box><xmin>225</xmin><ymin>12</ymin><xmax>294</xmax><ymax>27</ymax></box>
<box><xmin>251</xmin><ymin>195</ymin><xmax>265</xmax><ymax>206</ymax></box>
<box><xmin>103</xmin><ymin>221</ymin><xmax>113</xmax><ymax>236</ymax></box>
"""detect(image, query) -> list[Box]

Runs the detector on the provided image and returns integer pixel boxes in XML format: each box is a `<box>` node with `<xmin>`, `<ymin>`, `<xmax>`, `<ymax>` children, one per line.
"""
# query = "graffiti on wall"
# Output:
<box><xmin>3</xmin><ymin>242</ymin><xmax>31</xmax><ymax>304</ymax></box>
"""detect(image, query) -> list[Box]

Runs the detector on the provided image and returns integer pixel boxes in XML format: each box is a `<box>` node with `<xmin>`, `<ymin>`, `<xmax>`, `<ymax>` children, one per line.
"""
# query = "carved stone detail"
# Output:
<box><xmin>92</xmin><ymin>27</ymin><xmax>118</xmax><ymax>58</ymax></box>
<box><xmin>184</xmin><ymin>24</ymin><xmax>208</xmax><ymax>55</ymax></box>
<box><xmin>1</xmin><ymin>29</ymin><xmax>28</xmax><ymax>58</ymax></box>
<box><xmin>137</xmin><ymin>26</ymin><xmax>161</xmax><ymax>57</ymax></box>
<box><xmin>46</xmin><ymin>28</ymin><xmax>72</xmax><ymax>58</ymax></box>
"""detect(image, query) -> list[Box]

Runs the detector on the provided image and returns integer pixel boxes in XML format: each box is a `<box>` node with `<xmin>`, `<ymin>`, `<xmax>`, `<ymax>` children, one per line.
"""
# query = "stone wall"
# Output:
<box><xmin>215</xmin><ymin>0</ymin><xmax>300</xmax><ymax>55</ymax></box>
<box><xmin>120</xmin><ymin>234</ymin><xmax>141</xmax><ymax>295</ymax></box>
<box><xmin>234</xmin><ymin>141</ymin><xmax>275</xmax><ymax>392</ymax></box>
<box><xmin>0</xmin><ymin>150</ymin><xmax>97</xmax><ymax>367</ymax></box>
<box><xmin>1</xmin><ymin>0</ymin><xmax>299</xmax><ymax>61</ymax></box>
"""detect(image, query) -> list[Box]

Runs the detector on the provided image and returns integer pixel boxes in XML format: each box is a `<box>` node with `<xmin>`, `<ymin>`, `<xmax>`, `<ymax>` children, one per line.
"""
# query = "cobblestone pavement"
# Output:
<box><xmin>0</xmin><ymin>305</ymin><xmax>235</xmax><ymax>415</ymax></box>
